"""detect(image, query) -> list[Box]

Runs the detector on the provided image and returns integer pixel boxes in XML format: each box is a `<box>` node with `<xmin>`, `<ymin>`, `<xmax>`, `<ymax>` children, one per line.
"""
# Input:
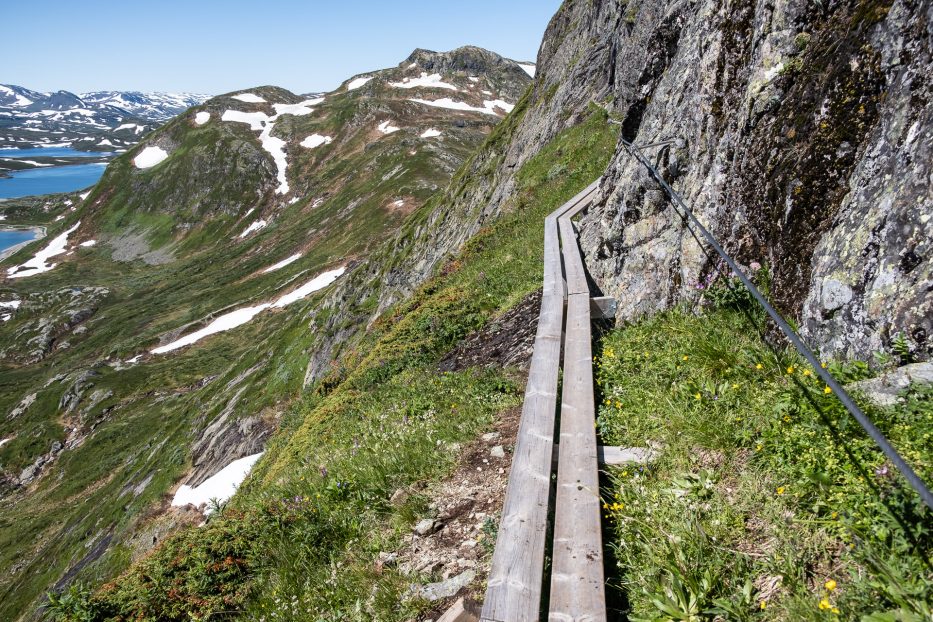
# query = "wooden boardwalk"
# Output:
<box><xmin>480</xmin><ymin>180</ymin><xmax>605</xmax><ymax>622</ymax></box>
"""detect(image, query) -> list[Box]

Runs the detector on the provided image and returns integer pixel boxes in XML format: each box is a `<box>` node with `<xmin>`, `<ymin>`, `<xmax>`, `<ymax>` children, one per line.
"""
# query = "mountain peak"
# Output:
<box><xmin>402</xmin><ymin>46</ymin><xmax>531</xmax><ymax>79</ymax></box>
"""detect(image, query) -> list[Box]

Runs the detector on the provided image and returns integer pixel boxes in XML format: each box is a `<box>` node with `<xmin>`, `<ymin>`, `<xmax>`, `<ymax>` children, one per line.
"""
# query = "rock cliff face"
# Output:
<box><xmin>528</xmin><ymin>0</ymin><xmax>931</xmax><ymax>361</ymax></box>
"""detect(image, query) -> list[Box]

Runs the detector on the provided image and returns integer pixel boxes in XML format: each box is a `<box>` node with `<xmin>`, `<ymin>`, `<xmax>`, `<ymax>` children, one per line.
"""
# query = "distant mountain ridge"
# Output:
<box><xmin>0</xmin><ymin>84</ymin><xmax>209</xmax><ymax>153</ymax></box>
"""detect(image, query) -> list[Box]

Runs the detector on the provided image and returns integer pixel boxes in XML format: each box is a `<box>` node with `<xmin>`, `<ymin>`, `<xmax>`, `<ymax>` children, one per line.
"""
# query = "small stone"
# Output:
<box><xmin>490</xmin><ymin>445</ymin><xmax>505</xmax><ymax>458</ymax></box>
<box><xmin>410</xmin><ymin>569</ymin><xmax>476</xmax><ymax>602</ymax></box>
<box><xmin>481</xmin><ymin>432</ymin><xmax>501</xmax><ymax>442</ymax></box>
<box><xmin>390</xmin><ymin>488</ymin><xmax>409</xmax><ymax>506</ymax></box>
<box><xmin>460</xmin><ymin>539</ymin><xmax>477</xmax><ymax>549</ymax></box>
<box><xmin>414</xmin><ymin>518</ymin><xmax>443</xmax><ymax>536</ymax></box>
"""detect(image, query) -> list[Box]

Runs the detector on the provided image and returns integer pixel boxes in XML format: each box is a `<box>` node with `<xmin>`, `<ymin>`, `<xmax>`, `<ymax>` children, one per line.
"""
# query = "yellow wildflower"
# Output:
<box><xmin>803</xmin><ymin>369</ymin><xmax>812</xmax><ymax>377</ymax></box>
<box><xmin>824</xmin><ymin>386</ymin><xmax>832</xmax><ymax>394</ymax></box>
<box><xmin>756</xmin><ymin>363</ymin><xmax>763</xmax><ymax>370</ymax></box>
<box><xmin>760</xmin><ymin>600</ymin><xmax>767</xmax><ymax>610</ymax></box>
<box><xmin>819</xmin><ymin>598</ymin><xmax>832</xmax><ymax>611</ymax></box>
<box><xmin>821</xmin><ymin>362</ymin><xmax>827</xmax><ymax>368</ymax></box>
<box><xmin>832</xmin><ymin>607</ymin><xmax>840</xmax><ymax>614</ymax></box>
<box><xmin>695</xmin><ymin>392</ymin><xmax>702</xmax><ymax>400</ymax></box>
<box><xmin>683</xmin><ymin>355</ymin><xmax>689</xmax><ymax>361</ymax></box>
<box><xmin>777</xmin><ymin>486</ymin><xmax>786</xmax><ymax>495</ymax></box>
<box><xmin>756</xmin><ymin>444</ymin><xmax>763</xmax><ymax>451</ymax></box>
<box><xmin>787</xmin><ymin>365</ymin><xmax>795</xmax><ymax>374</ymax></box>
<box><xmin>732</xmin><ymin>383</ymin><xmax>739</xmax><ymax>389</ymax></box>
<box><xmin>825</xmin><ymin>579</ymin><xmax>837</xmax><ymax>591</ymax></box>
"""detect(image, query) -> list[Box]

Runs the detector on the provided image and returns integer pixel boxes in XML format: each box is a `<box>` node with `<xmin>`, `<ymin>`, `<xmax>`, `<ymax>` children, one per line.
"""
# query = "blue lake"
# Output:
<box><xmin>0</xmin><ymin>163</ymin><xmax>107</xmax><ymax>199</ymax></box>
<box><xmin>0</xmin><ymin>229</ymin><xmax>39</xmax><ymax>255</ymax></box>
<box><xmin>0</xmin><ymin>147</ymin><xmax>114</xmax><ymax>159</ymax></box>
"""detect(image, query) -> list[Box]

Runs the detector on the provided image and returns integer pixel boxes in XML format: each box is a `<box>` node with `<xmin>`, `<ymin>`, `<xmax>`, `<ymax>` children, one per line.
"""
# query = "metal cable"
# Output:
<box><xmin>619</xmin><ymin>137</ymin><xmax>933</xmax><ymax>509</ymax></box>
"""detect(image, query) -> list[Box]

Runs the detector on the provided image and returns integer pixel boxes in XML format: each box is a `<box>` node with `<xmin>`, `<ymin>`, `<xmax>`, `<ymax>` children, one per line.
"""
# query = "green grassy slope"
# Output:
<box><xmin>0</xmin><ymin>51</ymin><xmax>529</xmax><ymax>621</ymax></box>
<box><xmin>595</xmin><ymin>291</ymin><xmax>931</xmax><ymax>620</ymax></box>
<box><xmin>44</xmin><ymin>108</ymin><xmax>618</xmax><ymax>622</ymax></box>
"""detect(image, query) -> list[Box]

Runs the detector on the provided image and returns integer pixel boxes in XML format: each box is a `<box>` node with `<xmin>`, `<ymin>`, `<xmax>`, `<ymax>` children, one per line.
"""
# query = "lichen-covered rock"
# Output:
<box><xmin>524</xmin><ymin>0</ymin><xmax>933</xmax><ymax>362</ymax></box>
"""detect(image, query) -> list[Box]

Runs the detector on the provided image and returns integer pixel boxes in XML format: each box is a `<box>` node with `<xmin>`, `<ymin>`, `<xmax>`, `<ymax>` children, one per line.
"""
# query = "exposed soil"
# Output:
<box><xmin>394</xmin><ymin>403</ymin><xmax>522</xmax><ymax>620</ymax></box>
<box><xmin>438</xmin><ymin>288</ymin><xmax>541</xmax><ymax>372</ymax></box>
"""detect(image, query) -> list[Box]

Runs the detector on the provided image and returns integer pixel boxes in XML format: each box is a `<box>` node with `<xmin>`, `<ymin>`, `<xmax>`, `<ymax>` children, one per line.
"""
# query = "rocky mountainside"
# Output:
<box><xmin>0</xmin><ymin>47</ymin><xmax>530</xmax><ymax>620</ymax></box>
<box><xmin>0</xmin><ymin>84</ymin><xmax>208</xmax><ymax>154</ymax></box>
<box><xmin>528</xmin><ymin>0</ymin><xmax>929</xmax><ymax>363</ymax></box>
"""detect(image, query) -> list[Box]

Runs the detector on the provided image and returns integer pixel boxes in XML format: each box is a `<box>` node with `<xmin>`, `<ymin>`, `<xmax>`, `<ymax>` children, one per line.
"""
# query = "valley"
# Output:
<box><xmin>1</xmin><ymin>1</ymin><xmax>931</xmax><ymax>620</ymax></box>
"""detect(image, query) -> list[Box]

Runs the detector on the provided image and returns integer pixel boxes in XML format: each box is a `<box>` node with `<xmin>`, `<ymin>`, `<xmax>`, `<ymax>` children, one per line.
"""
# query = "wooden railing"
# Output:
<box><xmin>480</xmin><ymin>180</ymin><xmax>605</xmax><ymax>622</ymax></box>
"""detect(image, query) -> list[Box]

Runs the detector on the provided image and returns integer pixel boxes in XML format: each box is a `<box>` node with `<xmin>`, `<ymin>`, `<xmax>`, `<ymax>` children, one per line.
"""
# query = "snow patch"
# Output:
<box><xmin>152</xmin><ymin>267</ymin><xmax>345</xmax><ymax>354</ymax></box>
<box><xmin>389</xmin><ymin>72</ymin><xmax>458</xmax><ymax>91</ymax></box>
<box><xmin>378</xmin><ymin>120</ymin><xmax>400</xmax><ymax>134</ymax></box>
<box><xmin>231</xmin><ymin>93</ymin><xmax>266</xmax><ymax>103</ymax></box>
<box><xmin>273</xmin><ymin>98</ymin><xmax>324</xmax><ymax>117</ymax></box>
<box><xmin>79</xmin><ymin>191</ymin><xmax>91</xmax><ymax>200</ymax></box>
<box><xmin>408</xmin><ymin>98</ymin><xmax>514</xmax><ymax>116</ymax></box>
<box><xmin>194</xmin><ymin>111</ymin><xmax>210</xmax><ymax>125</ymax></box>
<box><xmin>300</xmin><ymin>134</ymin><xmax>333</xmax><ymax>149</ymax></box>
<box><xmin>0</xmin><ymin>437</ymin><xmax>12</xmax><ymax>448</ymax></box>
<box><xmin>7</xmin><ymin>222</ymin><xmax>80</xmax><ymax>278</ymax></box>
<box><xmin>273</xmin><ymin>267</ymin><xmax>346</xmax><ymax>307</ymax></box>
<box><xmin>79</xmin><ymin>240</ymin><xmax>97</xmax><ymax>247</ymax></box>
<box><xmin>153</xmin><ymin>303</ymin><xmax>272</xmax><ymax>354</ymax></box>
<box><xmin>347</xmin><ymin>76</ymin><xmax>374</xmax><ymax>90</ymax></box>
<box><xmin>239</xmin><ymin>220</ymin><xmax>267</xmax><ymax>238</ymax></box>
<box><xmin>172</xmin><ymin>453</ymin><xmax>264</xmax><ymax>514</ymax></box>
<box><xmin>420</xmin><ymin>128</ymin><xmax>442</xmax><ymax>138</ymax></box>
<box><xmin>262</xmin><ymin>253</ymin><xmax>301</xmax><ymax>273</ymax></box>
<box><xmin>518</xmin><ymin>63</ymin><xmax>537</xmax><ymax>78</ymax></box>
<box><xmin>221</xmin><ymin>109</ymin><xmax>267</xmax><ymax>131</ymax></box>
<box><xmin>134</xmin><ymin>146</ymin><xmax>169</xmax><ymax>169</ymax></box>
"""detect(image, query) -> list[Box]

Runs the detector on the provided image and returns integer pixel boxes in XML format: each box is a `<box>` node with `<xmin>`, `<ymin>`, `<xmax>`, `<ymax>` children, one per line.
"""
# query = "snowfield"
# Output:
<box><xmin>347</xmin><ymin>76</ymin><xmax>374</xmax><ymax>90</ymax></box>
<box><xmin>152</xmin><ymin>267</ymin><xmax>345</xmax><ymax>354</ymax></box>
<box><xmin>262</xmin><ymin>253</ymin><xmax>301</xmax><ymax>273</ymax></box>
<box><xmin>221</xmin><ymin>109</ymin><xmax>267</xmax><ymax>131</ymax></box>
<box><xmin>300</xmin><ymin>134</ymin><xmax>333</xmax><ymax>149</ymax></box>
<box><xmin>273</xmin><ymin>98</ymin><xmax>324</xmax><ymax>117</ymax></box>
<box><xmin>408</xmin><ymin>98</ymin><xmax>515</xmax><ymax>116</ymax></box>
<box><xmin>239</xmin><ymin>219</ymin><xmax>268</xmax><ymax>238</ymax></box>
<box><xmin>133</xmin><ymin>146</ymin><xmax>169</xmax><ymax>169</ymax></box>
<box><xmin>378</xmin><ymin>120</ymin><xmax>400</xmax><ymax>134</ymax></box>
<box><xmin>231</xmin><ymin>93</ymin><xmax>266</xmax><ymax>103</ymax></box>
<box><xmin>172</xmin><ymin>453</ymin><xmax>264</xmax><ymax>514</ymax></box>
<box><xmin>272</xmin><ymin>267</ymin><xmax>346</xmax><ymax>307</ymax></box>
<box><xmin>7</xmin><ymin>222</ymin><xmax>80</xmax><ymax>278</ymax></box>
<box><xmin>152</xmin><ymin>303</ymin><xmax>272</xmax><ymax>354</ymax></box>
<box><xmin>221</xmin><ymin>98</ymin><xmax>325</xmax><ymax>195</ymax></box>
<box><xmin>194</xmin><ymin>111</ymin><xmax>210</xmax><ymax>125</ymax></box>
<box><xmin>389</xmin><ymin>73</ymin><xmax>458</xmax><ymax>91</ymax></box>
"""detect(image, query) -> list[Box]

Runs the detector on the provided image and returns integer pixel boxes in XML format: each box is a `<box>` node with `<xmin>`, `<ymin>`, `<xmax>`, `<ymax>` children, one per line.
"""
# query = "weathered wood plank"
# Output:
<box><xmin>549</xmin><ymin>203</ymin><xmax>606</xmax><ymax>621</ymax></box>
<box><xmin>552</xmin><ymin>444</ymin><xmax>659</xmax><ymax>469</ymax></box>
<box><xmin>548</xmin><ymin>293</ymin><xmax>606</xmax><ymax>621</ymax></box>
<box><xmin>558</xmin><ymin>218</ymin><xmax>589</xmax><ymax>296</ymax></box>
<box><xmin>481</xmin><ymin>184</ymin><xmax>597</xmax><ymax>622</ymax></box>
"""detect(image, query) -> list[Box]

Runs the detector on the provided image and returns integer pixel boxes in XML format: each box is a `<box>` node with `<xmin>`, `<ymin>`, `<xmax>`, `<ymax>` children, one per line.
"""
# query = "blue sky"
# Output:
<box><xmin>5</xmin><ymin>0</ymin><xmax>562</xmax><ymax>95</ymax></box>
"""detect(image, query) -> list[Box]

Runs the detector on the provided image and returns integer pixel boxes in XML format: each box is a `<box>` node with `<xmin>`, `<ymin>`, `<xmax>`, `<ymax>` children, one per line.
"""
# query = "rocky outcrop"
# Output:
<box><xmin>0</xmin><ymin>287</ymin><xmax>109</xmax><ymax>364</ymax></box>
<box><xmin>534</xmin><ymin>0</ymin><xmax>932</xmax><ymax>362</ymax></box>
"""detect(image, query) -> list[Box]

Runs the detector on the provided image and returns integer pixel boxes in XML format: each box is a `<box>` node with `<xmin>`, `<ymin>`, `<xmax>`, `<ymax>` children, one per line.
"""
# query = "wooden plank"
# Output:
<box><xmin>548</xmin><ymin>293</ymin><xmax>606</xmax><ymax>621</ymax></box>
<box><xmin>481</xmin><ymin>182</ymin><xmax>600</xmax><ymax>622</ymax></box>
<box><xmin>549</xmin><ymin>203</ymin><xmax>606</xmax><ymax>620</ymax></box>
<box><xmin>552</xmin><ymin>444</ymin><xmax>659</xmax><ymax>469</ymax></box>
<box><xmin>559</xmin><ymin>218</ymin><xmax>589</xmax><ymax>296</ymax></box>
